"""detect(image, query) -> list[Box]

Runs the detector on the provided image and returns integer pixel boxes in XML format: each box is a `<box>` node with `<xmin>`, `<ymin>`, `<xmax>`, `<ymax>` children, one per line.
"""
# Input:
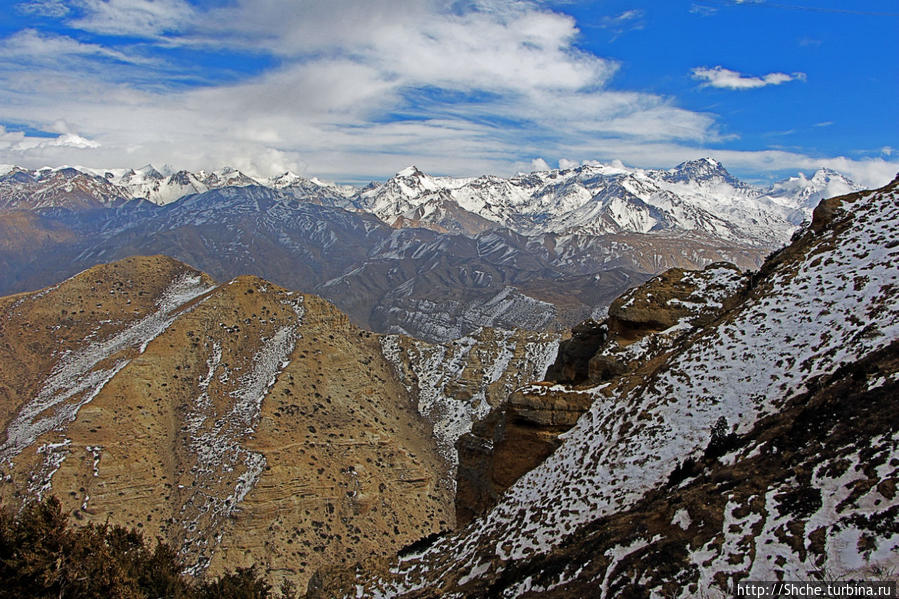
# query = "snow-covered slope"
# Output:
<box><xmin>313</xmin><ymin>177</ymin><xmax>899</xmax><ymax>597</ymax></box>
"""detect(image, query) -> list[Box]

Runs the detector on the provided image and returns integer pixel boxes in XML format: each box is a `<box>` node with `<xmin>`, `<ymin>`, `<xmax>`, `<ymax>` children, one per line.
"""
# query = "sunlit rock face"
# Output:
<box><xmin>0</xmin><ymin>255</ymin><xmax>453</xmax><ymax>591</ymax></box>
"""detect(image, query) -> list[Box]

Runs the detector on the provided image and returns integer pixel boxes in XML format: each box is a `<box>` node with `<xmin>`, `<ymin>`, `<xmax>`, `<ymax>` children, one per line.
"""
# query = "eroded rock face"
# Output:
<box><xmin>0</xmin><ymin>256</ymin><xmax>453</xmax><ymax>591</ymax></box>
<box><xmin>546</xmin><ymin>262</ymin><xmax>749</xmax><ymax>385</ymax></box>
<box><xmin>454</xmin><ymin>384</ymin><xmax>595</xmax><ymax>526</ymax></box>
<box><xmin>543</xmin><ymin>320</ymin><xmax>607</xmax><ymax>384</ymax></box>
<box><xmin>457</xmin><ymin>262</ymin><xmax>750</xmax><ymax>524</ymax></box>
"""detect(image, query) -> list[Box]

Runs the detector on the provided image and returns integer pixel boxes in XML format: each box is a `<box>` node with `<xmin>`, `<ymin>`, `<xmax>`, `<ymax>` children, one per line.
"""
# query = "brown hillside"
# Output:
<box><xmin>0</xmin><ymin>256</ymin><xmax>452</xmax><ymax>591</ymax></box>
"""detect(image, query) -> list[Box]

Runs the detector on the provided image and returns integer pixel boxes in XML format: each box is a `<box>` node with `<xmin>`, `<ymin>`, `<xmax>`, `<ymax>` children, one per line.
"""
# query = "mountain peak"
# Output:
<box><xmin>268</xmin><ymin>171</ymin><xmax>305</xmax><ymax>187</ymax></box>
<box><xmin>811</xmin><ymin>167</ymin><xmax>852</xmax><ymax>183</ymax></box>
<box><xmin>665</xmin><ymin>157</ymin><xmax>738</xmax><ymax>185</ymax></box>
<box><xmin>396</xmin><ymin>165</ymin><xmax>422</xmax><ymax>178</ymax></box>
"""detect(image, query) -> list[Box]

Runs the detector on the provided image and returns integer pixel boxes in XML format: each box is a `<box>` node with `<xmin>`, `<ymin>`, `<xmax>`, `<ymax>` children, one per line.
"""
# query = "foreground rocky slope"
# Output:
<box><xmin>308</xmin><ymin>177</ymin><xmax>899</xmax><ymax>597</ymax></box>
<box><xmin>0</xmin><ymin>255</ymin><xmax>559</xmax><ymax>591</ymax></box>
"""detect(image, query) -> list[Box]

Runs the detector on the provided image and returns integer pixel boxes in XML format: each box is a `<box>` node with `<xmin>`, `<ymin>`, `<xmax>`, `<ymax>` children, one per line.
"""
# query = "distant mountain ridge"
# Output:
<box><xmin>1</xmin><ymin>159</ymin><xmax>861</xmax><ymax>242</ymax></box>
<box><xmin>0</xmin><ymin>159</ymin><xmax>861</xmax><ymax>342</ymax></box>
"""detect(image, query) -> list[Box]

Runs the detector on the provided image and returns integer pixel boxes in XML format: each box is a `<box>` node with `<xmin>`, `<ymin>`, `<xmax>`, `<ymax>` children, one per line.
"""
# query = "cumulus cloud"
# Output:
<box><xmin>692</xmin><ymin>66</ymin><xmax>807</xmax><ymax>90</ymax></box>
<box><xmin>0</xmin><ymin>0</ymin><xmax>893</xmax><ymax>188</ymax></box>
<box><xmin>0</xmin><ymin>126</ymin><xmax>100</xmax><ymax>157</ymax></box>
<box><xmin>0</xmin><ymin>1</ymin><xmax>716</xmax><ymax>180</ymax></box>
<box><xmin>47</xmin><ymin>133</ymin><xmax>100</xmax><ymax>148</ymax></box>
<box><xmin>531</xmin><ymin>158</ymin><xmax>551</xmax><ymax>171</ymax></box>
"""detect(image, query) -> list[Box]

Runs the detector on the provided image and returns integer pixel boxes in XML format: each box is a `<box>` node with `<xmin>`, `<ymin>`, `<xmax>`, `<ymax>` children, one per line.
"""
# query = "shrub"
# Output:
<box><xmin>0</xmin><ymin>496</ymin><xmax>284</xmax><ymax>599</ymax></box>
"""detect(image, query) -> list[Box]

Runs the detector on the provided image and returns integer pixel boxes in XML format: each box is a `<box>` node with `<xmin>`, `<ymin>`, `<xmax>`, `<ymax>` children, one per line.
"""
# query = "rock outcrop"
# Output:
<box><xmin>546</xmin><ymin>261</ymin><xmax>749</xmax><ymax>385</ymax></box>
<box><xmin>454</xmin><ymin>261</ymin><xmax>751</xmax><ymax>525</ymax></box>
<box><xmin>454</xmin><ymin>383</ymin><xmax>594</xmax><ymax>526</ymax></box>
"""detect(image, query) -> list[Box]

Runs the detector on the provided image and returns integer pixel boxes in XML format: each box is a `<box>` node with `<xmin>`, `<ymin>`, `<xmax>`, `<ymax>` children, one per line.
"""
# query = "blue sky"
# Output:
<box><xmin>0</xmin><ymin>0</ymin><xmax>896</xmax><ymax>186</ymax></box>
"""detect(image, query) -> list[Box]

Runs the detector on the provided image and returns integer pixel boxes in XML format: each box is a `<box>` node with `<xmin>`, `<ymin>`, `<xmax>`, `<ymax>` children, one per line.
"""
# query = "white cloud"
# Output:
<box><xmin>0</xmin><ymin>126</ymin><xmax>100</xmax><ymax>155</ymax></box>
<box><xmin>600</xmin><ymin>8</ymin><xmax>645</xmax><ymax>39</ymax></box>
<box><xmin>47</xmin><ymin>133</ymin><xmax>101</xmax><ymax>149</ymax></box>
<box><xmin>692</xmin><ymin>66</ymin><xmax>807</xmax><ymax>90</ymax></box>
<box><xmin>531</xmin><ymin>157</ymin><xmax>551</xmax><ymax>171</ymax></box>
<box><xmin>0</xmin><ymin>1</ymin><xmax>709</xmax><ymax>180</ymax></box>
<box><xmin>0</xmin><ymin>29</ymin><xmax>154</xmax><ymax>66</ymax></box>
<box><xmin>689</xmin><ymin>4</ymin><xmax>718</xmax><ymax>16</ymax></box>
<box><xmin>0</xmin><ymin>0</ymin><xmax>893</xmax><ymax>189</ymax></box>
<box><xmin>69</xmin><ymin>0</ymin><xmax>194</xmax><ymax>37</ymax></box>
<box><xmin>558</xmin><ymin>158</ymin><xmax>578</xmax><ymax>170</ymax></box>
<box><xmin>16</xmin><ymin>0</ymin><xmax>69</xmax><ymax>17</ymax></box>
<box><xmin>603</xmin><ymin>9</ymin><xmax>644</xmax><ymax>25</ymax></box>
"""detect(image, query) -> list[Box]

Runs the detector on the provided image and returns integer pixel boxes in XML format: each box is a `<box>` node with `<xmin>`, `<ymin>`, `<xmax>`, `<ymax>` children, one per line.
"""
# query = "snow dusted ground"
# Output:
<box><xmin>380</xmin><ymin>329</ymin><xmax>559</xmax><ymax>470</ymax></box>
<box><xmin>340</xmin><ymin>180</ymin><xmax>899</xmax><ymax>596</ymax></box>
<box><xmin>179</xmin><ymin>295</ymin><xmax>305</xmax><ymax>575</ymax></box>
<box><xmin>0</xmin><ymin>273</ymin><xmax>213</xmax><ymax>467</ymax></box>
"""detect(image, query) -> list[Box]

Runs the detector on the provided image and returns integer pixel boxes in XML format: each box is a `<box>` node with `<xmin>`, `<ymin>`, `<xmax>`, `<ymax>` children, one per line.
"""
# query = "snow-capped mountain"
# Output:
<box><xmin>266</xmin><ymin>170</ymin><xmax>356</xmax><ymax>208</ymax></box>
<box><xmin>0</xmin><ymin>159</ymin><xmax>863</xmax><ymax>245</ymax></box>
<box><xmin>355</xmin><ymin>158</ymin><xmax>862</xmax><ymax>246</ymax></box>
<box><xmin>311</xmin><ymin>174</ymin><xmax>899</xmax><ymax>599</ymax></box>
<box><xmin>99</xmin><ymin>165</ymin><xmax>259</xmax><ymax>205</ymax></box>
<box><xmin>763</xmin><ymin>167</ymin><xmax>861</xmax><ymax>223</ymax></box>
<box><xmin>0</xmin><ymin>159</ymin><xmax>868</xmax><ymax>342</ymax></box>
<box><xmin>0</xmin><ymin>166</ymin><xmax>133</xmax><ymax>210</ymax></box>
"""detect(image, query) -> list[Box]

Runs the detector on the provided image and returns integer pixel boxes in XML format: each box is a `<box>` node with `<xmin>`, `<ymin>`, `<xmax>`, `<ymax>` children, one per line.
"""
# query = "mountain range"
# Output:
<box><xmin>0</xmin><ymin>159</ymin><xmax>860</xmax><ymax>342</ymax></box>
<box><xmin>1</xmin><ymin>158</ymin><xmax>858</xmax><ymax>240</ymax></box>
<box><xmin>0</xmin><ymin>174</ymin><xmax>895</xmax><ymax>596</ymax></box>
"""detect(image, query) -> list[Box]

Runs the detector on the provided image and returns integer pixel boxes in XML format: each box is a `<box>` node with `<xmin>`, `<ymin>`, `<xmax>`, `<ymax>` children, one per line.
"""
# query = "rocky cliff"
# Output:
<box><xmin>454</xmin><ymin>260</ymin><xmax>751</xmax><ymax>525</ymax></box>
